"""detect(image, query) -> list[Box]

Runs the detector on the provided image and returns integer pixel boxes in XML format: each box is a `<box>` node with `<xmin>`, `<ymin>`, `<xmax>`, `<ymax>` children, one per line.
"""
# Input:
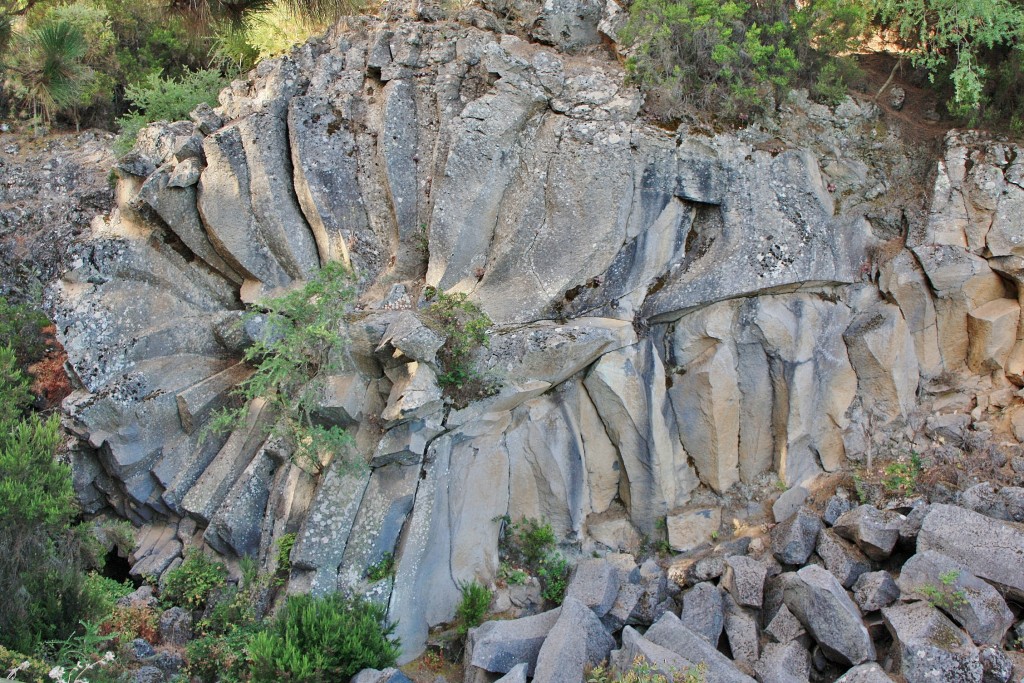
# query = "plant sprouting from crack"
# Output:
<box><xmin>423</xmin><ymin>286</ymin><xmax>497</xmax><ymax>406</ymax></box>
<box><xmin>206</xmin><ymin>262</ymin><xmax>358</xmax><ymax>475</ymax></box>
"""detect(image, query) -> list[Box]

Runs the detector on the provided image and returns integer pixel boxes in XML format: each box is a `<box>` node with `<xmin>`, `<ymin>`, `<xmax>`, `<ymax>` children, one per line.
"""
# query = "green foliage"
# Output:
<box><xmin>498</xmin><ymin>562</ymin><xmax>528</xmax><ymax>586</ymax></box>
<box><xmin>186</xmin><ymin>624</ymin><xmax>261</xmax><ymax>683</ymax></box>
<box><xmin>918</xmin><ymin>570</ymin><xmax>968</xmax><ymax>611</ymax></box>
<box><xmin>621</xmin><ymin>0</ymin><xmax>799</xmax><ymax>119</ymax></box>
<box><xmin>874</xmin><ymin>0</ymin><xmax>1024</xmax><ymax>113</ymax></box>
<box><xmin>424</xmin><ymin>287</ymin><xmax>495</xmax><ymax>403</ymax></box>
<box><xmin>587</xmin><ymin>656</ymin><xmax>708</xmax><ymax>683</ymax></box>
<box><xmin>81</xmin><ymin>573</ymin><xmax>134</xmax><ymax>620</ymax></box>
<box><xmin>620</xmin><ymin>0</ymin><xmax>873</xmax><ymax>120</ymax></box>
<box><xmin>275</xmin><ymin>532</ymin><xmax>296</xmax><ymax>574</ymax></box>
<box><xmin>501</xmin><ymin>517</ymin><xmax>556</xmax><ymax>569</ymax></box>
<box><xmin>0</xmin><ymin>341</ymin><xmax>107</xmax><ymax>654</ymax></box>
<box><xmin>248</xmin><ymin>593</ymin><xmax>400</xmax><ymax>683</ymax></box>
<box><xmin>115</xmin><ymin>67</ymin><xmax>226</xmax><ymax>153</ymax></box>
<box><xmin>207</xmin><ymin>262</ymin><xmax>358</xmax><ymax>475</ymax></box>
<box><xmin>365</xmin><ymin>552</ymin><xmax>394</xmax><ymax>583</ymax></box>
<box><xmin>6</xmin><ymin>18</ymin><xmax>90</xmax><ymax>125</ymax></box>
<box><xmin>160</xmin><ymin>551</ymin><xmax>228</xmax><ymax>610</ymax></box>
<box><xmin>498</xmin><ymin>517</ymin><xmax>571</xmax><ymax>605</ymax></box>
<box><xmin>455</xmin><ymin>581</ymin><xmax>492</xmax><ymax>635</ymax></box>
<box><xmin>0</xmin><ymin>645</ymin><xmax>50</xmax><ymax>683</ymax></box>
<box><xmin>882</xmin><ymin>452</ymin><xmax>922</xmax><ymax>494</ymax></box>
<box><xmin>537</xmin><ymin>554</ymin><xmax>571</xmax><ymax>605</ymax></box>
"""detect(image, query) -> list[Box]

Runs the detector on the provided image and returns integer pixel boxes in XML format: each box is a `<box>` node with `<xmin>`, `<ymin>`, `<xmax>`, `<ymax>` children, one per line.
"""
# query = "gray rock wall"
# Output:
<box><xmin>53</xmin><ymin>13</ymin><xmax>1024</xmax><ymax>662</ymax></box>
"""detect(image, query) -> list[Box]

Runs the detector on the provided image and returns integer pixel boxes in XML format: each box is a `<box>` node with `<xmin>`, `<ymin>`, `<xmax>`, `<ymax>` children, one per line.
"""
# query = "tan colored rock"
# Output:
<box><xmin>913</xmin><ymin>245</ymin><xmax>1006</xmax><ymax>370</ymax></box>
<box><xmin>667</xmin><ymin>303</ymin><xmax>741</xmax><ymax>493</ymax></box>
<box><xmin>844</xmin><ymin>303</ymin><xmax>919</xmax><ymax>421</ymax></box>
<box><xmin>967</xmin><ymin>298</ymin><xmax>1020</xmax><ymax>374</ymax></box>
<box><xmin>666</xmin><ymin>506</ymin><xmax>721</xmax><ymax>553</ymax></box>
<box><xmin>878</xmin><ymin>251</ymin><xmax>942</xmax><ymax>378</ymax></box>
<box><xmin>584</xmin><ymin>341</ymin><xmax>698</xmax><ymax>532</ymax></box>
<box><xmin>1005</xmin><ymin>341</ymin><xmax>1024</xmax><ymax>386</ymax></box>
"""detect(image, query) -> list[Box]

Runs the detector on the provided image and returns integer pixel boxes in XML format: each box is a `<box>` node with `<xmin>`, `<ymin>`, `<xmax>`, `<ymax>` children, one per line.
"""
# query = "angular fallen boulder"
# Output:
<box><xmin>882</xmin><ymin>601</ymin><xmax>982</xmax><ymax>683</ymax></box>
<box><xmin>783</xmin><ymin>565</ymin><xmax>876</xmax><ymax>666</ymax></box>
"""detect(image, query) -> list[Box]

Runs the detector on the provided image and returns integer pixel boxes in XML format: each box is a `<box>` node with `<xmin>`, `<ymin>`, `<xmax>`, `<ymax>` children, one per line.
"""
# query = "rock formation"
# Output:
<box><xmin>52</xmin><ymin>4</ymin><xmax>1024</xmax><ymax>662</ymax></box>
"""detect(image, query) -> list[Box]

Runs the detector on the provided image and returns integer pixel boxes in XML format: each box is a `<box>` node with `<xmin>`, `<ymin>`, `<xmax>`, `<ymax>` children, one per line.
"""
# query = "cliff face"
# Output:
<box><xmin>53</xmin><ymin>9</ymin><xmax>1024</xmax><ymax>661</ymax></box>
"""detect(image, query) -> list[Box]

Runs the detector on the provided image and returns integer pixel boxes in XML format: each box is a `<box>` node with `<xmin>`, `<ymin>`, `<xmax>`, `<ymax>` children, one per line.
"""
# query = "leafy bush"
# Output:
<box><xmin>207</xmin><ymin>262</ymin><xmax>357</xmax><ymax>475</ymax></box>
<box><xmin>424</xmin><ymin>288</ymin><xmax>495</xmax><ymax>404</ymax></box>
<box><xmin>82</xmin><ymin>573</ymin><xmax>134</xmax><ymax>619</ymax></box>
<box><xmin>455</xmin><ymin>581</ymin><xmax>492</xmax><ymax>635</ymax></box>
<box><xmin>498</xmin><ymin>517</ymin><xmax>572</xmax><ymax>605</ymax></box>
<box><xmin>620</xmin><ymin>0</ymin><xmax>870</xmax><ymax>121</ymax></box>
<box><xmin>248</xmin><ymin>593</ymin><xmax>399</xmax><ymax>682</ymax></box>
<box><xmin>537</xmin><ymin>554</ymin><xmax>571</xmax><ymax>605</ymax></box>
<box><xmin>0</xmin><ymin>645</ymin><xmax>50</xmax><ymax>683</ymax></box>
<box><xmin>187</xmin><ymin>623</ymin><xmax>262</xmax><ymax>683</ymax></box>
<box><xmin>160</xmin><ymin>551</ymin><xmax>228</xmax><ymax>610</ymax></box>
<box><xmin>4</xmin><ymin>18</ymin><xmax>91</xmax><ymax>126</ymax></box>
<box><xmin>365</xmin><ymin>552</ymin><xmax>394</xmax><ymax>582</ymax></box>
<box><xmin>0</xmin><ymin>344</ymin><xmax>106</xmax><ymax>653</ymax></box>
<box><xmin>874</xmin><ymin>0</ymin><xmax>1024</xmax><ymax>114</ymax></box>
<box><xmin>882</xmin><ymin>451</ymin><xmax>922</xmax><ymax>494</ymax></box>
<box><xmin>115</xmin><ymin>67</ymin><xmax>227</xmax><ymax>153</ymax></box>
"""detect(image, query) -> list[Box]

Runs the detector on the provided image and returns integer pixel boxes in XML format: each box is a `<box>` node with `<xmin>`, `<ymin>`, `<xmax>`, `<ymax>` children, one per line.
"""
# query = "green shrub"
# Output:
<box><xmin>81</xmin><ymin>573</ymin><xmax>134</xmax><ymax>620</ymax></box>
<box><xmin>620</xmin><ymin>0</ymin><xmax>870</xmax><ymax>121</ymax></box>
<box><xmin>187</xmin><ymin>623</ymin><xmax>262</xmax><ymax>683</ymax></box>
<box><xmin>160</xmin><ymin>551</ymin><xmax>228</xmax><ymax>610</ymax></box>
<box><xmin>0</xmin><ymin>296</ymin><xmax>50</xmax><ymax>368</ymax></box>
<box><xmin>0</xmin><ymin>645</ymin><xmax>50</xmax><ymax>683</ymax></box>
<box><xmin>882</xmin><ymin>451</ymin><xmax>922</xmax><ymax>494</ymax></box>
<box><xmin>248</xmin><ymin>593</ymin><xmax>399</xmax><ymax>682</ymax></box>
<box><xmin>365</xmin><ymin>552</ymin><xmax>394</xmax><ymax>582</ymax></box>
<box><xmin>620</xmin><ymin>0</ymin><xmax>800</xmax><ymax>120</ymax></box>
<box><xmin>498</xmin><ymin>517</ymin><xmax>572</xmax><ymax>606</ymax></box>
<box><xmin>115</xmin><ymin>67</ymin><xmax>227</xmax><ymax>153</ymax></box>
<box><xmin>874</xmin><ymin>0</ymin><xmax>1024</xmax><ymax>114</ymax></box>
<box><xmin>537</xmin><ymin>554</ymin><xmax>571</xmax><ymax>605</ymax></box>
<box><xmin>207</xmin><ymin>262</ymin><xmax>358</xmax><ymax>475</ymax></box>
<box><xmin>424</xmin><ymin>287</ymin><xmax>495</xmax><ymax>404</ymax></box>
<box><xmin>455</xmin><ymin>581</ymin><xmax>492</xmax><ymax>635</ymax></box>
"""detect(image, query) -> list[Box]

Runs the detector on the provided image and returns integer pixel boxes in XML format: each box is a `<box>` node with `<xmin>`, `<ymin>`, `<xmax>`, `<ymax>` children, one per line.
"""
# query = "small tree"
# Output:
<box><xmin>9</xmin><ymin>19</ymin><xmax>91</xmax><ymax>129</ymax></box>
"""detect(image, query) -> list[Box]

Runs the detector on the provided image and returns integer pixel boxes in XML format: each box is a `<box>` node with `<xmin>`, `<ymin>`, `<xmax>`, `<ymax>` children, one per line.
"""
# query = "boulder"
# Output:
<box><xmin>495</xmin><ymin>663</ymin><xmax>528</xmax><ymax>683</ymax></box>
<box><xmin>667</xmin><ymin>506</ymin><xmax>722</xmax><ymax>553</ymax></box>
<box><xmin>771</xmin><ymin>507</ymin><xmax>822</xmax><ymax>565</ymax></box>
<box><xmin>959</xmin><ymin>483</ymin><xmax>1024</xmax><ymax>523</ymax></box>
<box><xmin>723</xmin><ymin>593</ymin><xmax>760</xmax><ymax>666</ymax></box>
<box><xmin>351</xmin><ymin>669</ymin><xmax>414</xmax><ymax>683</ymax></box>
<box><xmin>773</xmin><ymin>485</ymin><xmax>810</xmax><ymax>523</ymax></box>
<box><xmin>883</xmin><ymin>601</ymin><xmax>982</xmax><ymax>683</ymax></box>
<box><xmin>533</xmin><ymin>598</ymin><xmax>615</xmax><ymax>683</ymax></box>
<box><xmin>978</xmin><ymin>646</ymin><xmax>1013</xmax><ymax>683</ymax></box>
<box><xmin>610</xmin><ymin>627</ymin><xmax>696</xmax><ymax>680</ymax></box>
<box><xmin>851</xmin><ymin>571</ymin><xmax>899</xmax><ymax>613</ymax></box>
<box><xmin>783</xmin><ymin>565</ymin><xmax>876</xmax><ymax>666</ymax></box>
<box><xmin>564</xmin><ymin>558</ymin><xmax>619</xmax><ymax>618</ymax></box>
<box><xmin>643</xmin><ymin>612</ymin><xmax>756</xmax><ymax>683</ymax></box>
<box><xmin>834</xmin><ymin>663</ymin><xmax>895</xmax><ymax>682</ymax></box>
<box><xmin>823</xmin><ymin>492</ymin><xmax>856</xmax><ymax>526</ymax></box>
<box><xmin>816</xmin><ymin>528</ymin><xmax>872</xmax><ymax>588</ymax></box>
<box><xmin>754</xmin><ymin>641</ymin><xmax>811</xmax><ymax>683</ymax></box>
<box><xmin>679</xmin><ymin>582</ymin><xmax>724</xmax><ymax>645</ymax></box>
<box><xmin>897</xmin><ymin>551</ymin><xmax>1014</xmax><ymax>645</ymax></box>
<box><xmin>721</xmin><ymin>555</ymin><xmax>767</xmax><ymax>608</ymax></box>
<box><xmin>464</xmin><ymin>608</ymin><xmax>561</xmax><ymax>678</ymax></box>
<box><xmin>832</xmin><ymin>505</ymin><xmax>903</xmax><ymax>561</ymax></box>
<box><xmin>917</xmin><ymin>504</ymin><xmax>1024</xmax><ymax>600</ymax></box>
<box><xmin>966</xmin><ymin>298</ymin><xmax>1019</xmax><ymax>374</ymax></box>
<box><xmin>157</xmin><ymin>607</ymin><xmax>192</xmax><ymax>647</ymax></box>
<box><xmin>765</xmin><ymin>603</ymin><xmax>805</xmax><ymax>644</ymax></box>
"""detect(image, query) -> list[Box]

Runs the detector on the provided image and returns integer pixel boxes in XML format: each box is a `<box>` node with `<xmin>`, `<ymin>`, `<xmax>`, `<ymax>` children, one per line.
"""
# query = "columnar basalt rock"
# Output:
<box><xmin>52</xmin><ymin>6</ymin><xmax>1024</xmax><ymax>663</ymax></box>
